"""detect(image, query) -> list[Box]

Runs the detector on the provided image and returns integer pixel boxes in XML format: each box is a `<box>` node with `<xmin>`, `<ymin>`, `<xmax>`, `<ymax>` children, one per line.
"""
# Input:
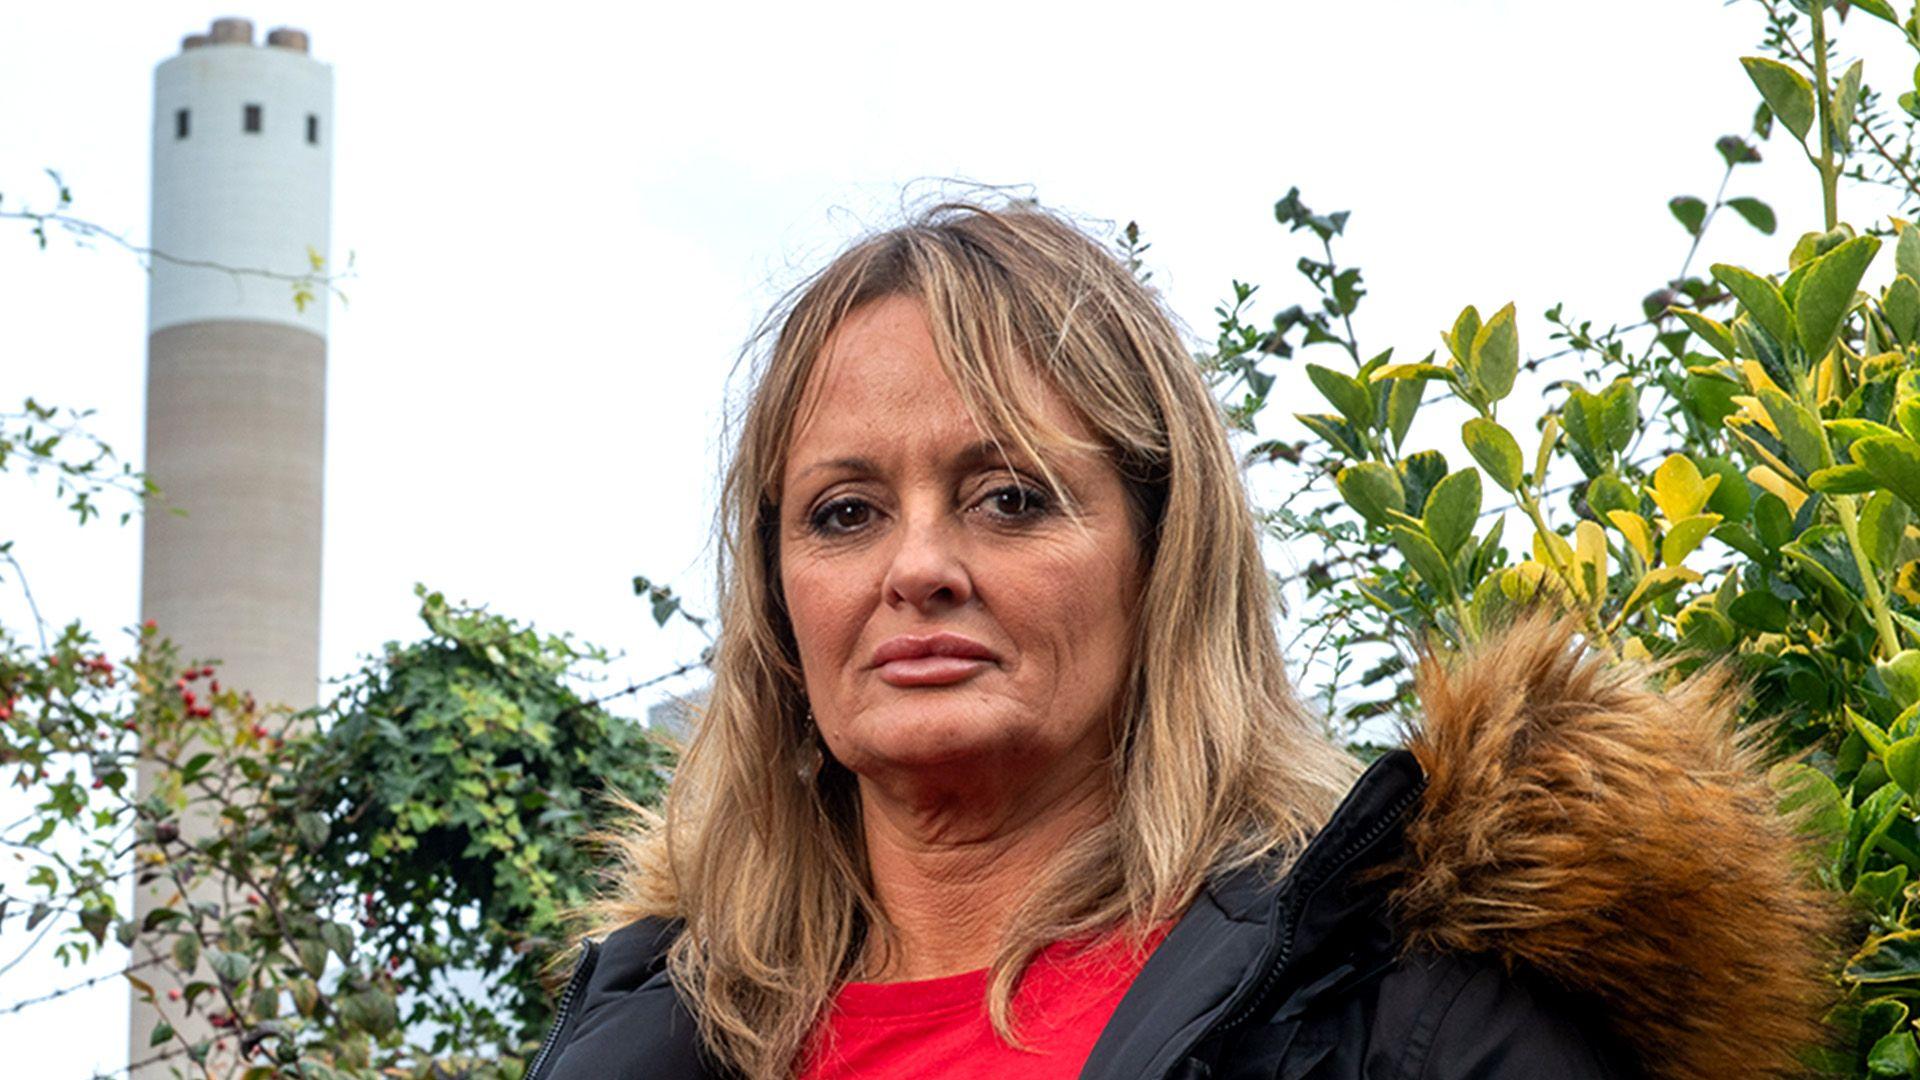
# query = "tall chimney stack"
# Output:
<box><xmin>132</xmin><ymin>19</ymin><xmax>332</xmax><ymax>1076</ymax></box>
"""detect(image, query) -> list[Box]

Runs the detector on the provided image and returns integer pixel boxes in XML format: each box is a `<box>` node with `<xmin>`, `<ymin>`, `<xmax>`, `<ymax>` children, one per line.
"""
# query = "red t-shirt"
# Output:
<box><xmin>798</xmin><ymin>927</ymin><xmax>1168</xmax><ymax>1080</ymax></box>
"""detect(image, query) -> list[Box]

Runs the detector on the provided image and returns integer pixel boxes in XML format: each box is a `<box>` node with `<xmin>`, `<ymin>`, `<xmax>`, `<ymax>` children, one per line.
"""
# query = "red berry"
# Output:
<box><xmin>250</xmin><ymin>724</ymin><xmax>267</xmax><ymax>739</ymax></box>
<box><xmin>180</xmin><ymin>690</ymin><xmax>196</xmax><ymax>707</ymax></box>
<box><xmin>209</xmin><ymin>679</ymin><xmax>220</xmax><ymax>693</ymax></box>
<box><xmin>167</xmin><ymin>988</ymin><xmax>180</xmax><ymax>1001</ymax></box>
<box><xmin>122</xmin><ymin>720</ymin><xmax>138</xmax><ymax>731</ymax></box>
<box><xmin>388</xmin><ymin>954</ymin><xmax>402</xmax><ymax>971</ymax></box>
<box><xmin>199</xmin><ymin>666</ymin><xmax>214</xmax><ymax>678</ymax></box>
<box><xmin>247</xmin><ymin>893</ymin><xmax>260</xmax><ymax>905</ymax></box>
<box><xmin>91</xmin><ymin>778</ymin><xmax>103</xmax><ymax>789</ymax></box>
<box><xmin>142</xmin><ymin>619</ymin><xmax>157</xmax><ymax>631</ymax></box>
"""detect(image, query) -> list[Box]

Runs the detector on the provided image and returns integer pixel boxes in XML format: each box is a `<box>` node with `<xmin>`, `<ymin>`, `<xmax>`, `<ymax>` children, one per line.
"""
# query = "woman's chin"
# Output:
<box><xmin>832</xmin><ymin>710</ymin><xmax>1037</xmax><ymax>776</ymax></box>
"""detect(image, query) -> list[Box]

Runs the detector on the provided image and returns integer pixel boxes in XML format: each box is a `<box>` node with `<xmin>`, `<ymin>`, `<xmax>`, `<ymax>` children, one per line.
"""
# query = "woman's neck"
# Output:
<box><xmin>854</xmin><ymin>760</ymin><xmax>1110</xmax><ymax>982</ymax></box>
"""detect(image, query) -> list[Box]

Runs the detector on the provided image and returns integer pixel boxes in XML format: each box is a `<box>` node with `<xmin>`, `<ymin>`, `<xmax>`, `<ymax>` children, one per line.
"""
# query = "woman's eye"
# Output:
<box><xmin>808</xmin><ymin>497</ymin><xmax>873</xmax><ymax>534</ymax></box>
<box><xmin>979</xmin><ymin>483</ymin><xmax>1052</xmax><ymax>521</ymax></box>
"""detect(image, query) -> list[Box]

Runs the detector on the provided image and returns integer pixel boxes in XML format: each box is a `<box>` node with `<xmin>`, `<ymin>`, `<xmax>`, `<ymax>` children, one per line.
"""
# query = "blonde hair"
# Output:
<box><xmin>598</xmin><ymin>201</ymin><xmax>1362</xmax><ymax>1079</ymax></box>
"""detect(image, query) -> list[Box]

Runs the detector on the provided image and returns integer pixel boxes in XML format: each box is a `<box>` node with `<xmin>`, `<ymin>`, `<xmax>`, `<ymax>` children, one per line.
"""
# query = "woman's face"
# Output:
<box><xmin>777</xmin><ymin>294</ymin><xmax>1145</xmax><ymax>806</ymax></box>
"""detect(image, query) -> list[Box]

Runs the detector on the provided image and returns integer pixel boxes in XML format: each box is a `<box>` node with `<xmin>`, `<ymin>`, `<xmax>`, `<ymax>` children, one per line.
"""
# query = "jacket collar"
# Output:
<box><xmin>1078</xmin><ymin>749</ymin><xmax>1425</xmax><ymax>1079</ymax></box>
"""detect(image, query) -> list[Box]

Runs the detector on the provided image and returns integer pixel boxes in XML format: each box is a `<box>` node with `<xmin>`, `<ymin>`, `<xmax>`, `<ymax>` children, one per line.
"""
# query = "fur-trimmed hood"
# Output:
<box><xmin>1385</xmin><ymin>609</ymin><xmax>1844</xmax><ymax>1080</ymax></box>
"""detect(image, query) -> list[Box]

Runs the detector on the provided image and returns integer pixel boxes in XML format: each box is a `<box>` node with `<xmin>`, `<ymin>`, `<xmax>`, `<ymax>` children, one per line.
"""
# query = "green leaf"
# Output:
<box><xmin>1676</xmin><ymin>602</ymin><xmax>1735</xmax><ymax>651</ymax></box>
<box><xmin>1647</xmin><ymin>454</ymin><xmax>1721</xmax><ymax>521</ymax></box>
<box><xmin>1682</xmin><ymin>372</ymin><xmax>1742</xmax><ymax>427</ymax></box>
<box><xmin>1717</xmin><ymin>134</ymin><xmax>1762</xmax><ymax>166</ymax></box>
<box><xmin>1868</xmin><ymin>1030</ymin><xmax>1920</xmax><ymax>1076</ymax></box>
<box><xmin>1469</xmin><ymin>303</ymin><xmax>1519</xmax><ymax>404</ymax></box>
<box><xmin>1850</xmin><ymin>0</ymin><xmax>1902</xmax><ymax>25</ymax></box>
<box><xmin>1448</xmin><ymin>306</ymin><xmax>1481</xmax><ymax>368</ymax></box>
<box><xmin>339</xmin><ymin>988</ymin><xmax>400</xmax><ymax>1037</ymax></box>
<box><xmin>296</xmin><ymin>937</ymin><xmax>329</xmax><ymax>979</ymax></box>
<box><xmin>1669</xmin><ymin>195</ymin><xmax>1707</xmax><ymax>236</ymax></box>
<box><xmin>1901</xmin><ymin>223</ymin><xmax>1920</xmax><ymax>284</ymax></box>
<box><xmin>1620</xmin><ymin>566</ymin><xmax>1701</xmax><ymax>617</ymax></box>
<box><xmin>1809</xmin><ymin>464</ymin><xmax>1879</xmax><ymax>493</ymax></box>
<box><xmin>1295</xmin><ymin>413</ymin><xmax>1363</xmax><ymax>460</ymax></box>
<box><xmin>1533</xmin><ymin>414</ymin><xmax>1561</xmax><ymax>490</ymax></box>
<box><xmin>321</xmin><ymin>920</ymin><xmax>355</xmax><ymax>962</ymax></box>
<box><xmin>1785</xmin><ymin>525</ymin><xmax>1867</xmax><ymax>603</ymax></box>
<box><xmin>1423</xmin><ymin>469</ymin><xmax>1482</xmax><ymax>557</ymax></box>
<box><xmin>1587</xmin><ymin>474</ymin><xmax>1639</xmax><ymax>518</ymax></box>
<box><xmin>1669</xmin><ymin>308</ymin><xmax>1736</xmax><ymax>360</ymax></box>
<box><xmin>1385</xmin><ymin>377</ymin><xmax>1423</xmax><ymax>450</ymax></box>
<box><xmin>171</xmin><ymin>934</ymin><xmax>199</xmax><ymax>974</ymax></box>
<box><xmin>1850</xmin><ymin>929</ymin><xmax>1920</xmax><ymax>984</ymax></box>
<box><xmin>1598</xmin><ymin>379</ymin><xmax>1638</xmax><ymax>453</ymax></box>
<box><xmin>1735</xmin><ymin>314</ymin><xmax>1795</xmax><ymax>394</ymax></box>
<box><xmin>1757</xmin><ymin>386</ymin><xmax>1835</xmax><ymax>475</ymax></box>
<box><xmin>1463</xmin><ymin>418</ymin><xmax>1525</xmax><ymax>492</ymax></box>
<box><xmin>1853</xmin><ymin>865</ymin><xmax>1911</xmax><ymax>917</ymax></box>
<box><xmin>1730</xmin><ymin>589</ymin><xmax>1791</xmax><ymax>632</ymax></box>
<box><xmin>1372</xmin><ymin>362</ymin><xmax>1454</xmax><ymax>382</ymax></box>
<box><xmin>1853</xmin><ymin>435</ymin><xmax>1920</xmax><ymax>514</ymax></box>
<box><xmin>1306</xmin><ymin>363</ymin><xmax>1374</xmax><ymax>429</ymax></box>
<box><xmin>1773</xmin><ymin>761</ymin><xmax>1847</xmax><ymax>865</ymax></box>
<box><xmin>1607</xmin><ymin>510</ymin><xmax>1657</xmax><ymax>565</ymax></box>
<box><xmin>150</xmin><ymin>1021</ymin><xmax>174</xmax><ymax>1048</ymax></box>
<box><xmin>1890</xmin><ymin>734</ymin><xmax>1920</xmax><ymax>796</ymax></box>
<box><xmin>1742</xmin><ymin>56</ymin><xmax>1816</xmax><ymax>142</ymax></box>
<box><xmin>1725</xmin><ymin>197</ymin><xmax>1777</xmax><ymax>235</ymax></box>
<box><xmin>1834</xmin><ymin>59</ymin><xmax>1865</xmax><ymax>154</ymax></box>
<box><xmin>1885</xmin><ymin>650</ymin><xmax>1920</xmax><ymax>711</ymax></box>
<box><xmin>1711</xmin><ymin>264</ymin><xmax>1795</xmax><ymax>347</ymax></box>
<box><xmin>1797</xmin><ymin>235</ymin><xmax>1882</xmax><ymax>362</ymax></box>
<box><xmin>1884</xmin><ymin>275</ymin><xmax>1920</xmax><ymax>346</ymax></box>
<box><xmin>1699</xmin><ymin>456</ymin><xmax>1752</xmax><ymax>519</ymax></box>
<box><xmin>295</xmin><ymin>811</ymin><xmax>329</xmax><ymax>851</ymax></box>
<box><xmin>1829</xmin><ymin>418</ymin><xmax>1904</xmax><ymax>451</ymax></box>
<box><xmin>208</xmin><ymin>950</ymin><xmax>251</xmax><ymax>985</ymax></box>
<box><xmin>1845</xmin><ymin>780</ymin><xmax>1909</xmax><ymax>883</ymax></box>
<box><xmin>1862</xmin><ymin>490</ymin><xmax>1911</xmax><ymax>571</ymax></box>
<box><xmin>1754</xmin><ymin>491</ymin><xmax>1795</xmax><ymax>550</ymax></box>
<box><xmin>1398</xmin><ymin>450</ymin><xmax>1449</xmax><ymax>516</ymax></box>
<box><xmin>1389</xmin><ymin>524</ymin><xmax>1457</xmax><ymax>599</ymax></box>
<box><xmin>1662</xmin><ymin>513</ymin><xmax>1723</xmax><ymax>565</ymax></box>
<box><xmin>1335</xmin><ymin>462</ymin><xmax>1406</xmax><ymax>527</ymax></box>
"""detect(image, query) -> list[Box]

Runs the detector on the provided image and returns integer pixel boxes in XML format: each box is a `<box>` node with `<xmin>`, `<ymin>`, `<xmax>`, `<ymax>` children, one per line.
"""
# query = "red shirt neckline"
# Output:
<box><xmin>830</xmin><ymin>966</ymin><xmax>992</xmax><ymax>1019</ymax></box>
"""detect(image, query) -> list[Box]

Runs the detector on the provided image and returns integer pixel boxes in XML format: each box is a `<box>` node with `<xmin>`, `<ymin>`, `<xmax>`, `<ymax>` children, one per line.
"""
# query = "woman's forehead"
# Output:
<box><xmin>783</xmin><ymin>298</ymin><xmax>1092</xmax><ymax>470</ymax></box>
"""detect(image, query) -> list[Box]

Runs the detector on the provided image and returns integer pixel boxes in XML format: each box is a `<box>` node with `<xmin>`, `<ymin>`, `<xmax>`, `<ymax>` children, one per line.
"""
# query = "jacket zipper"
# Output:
<box><xmin>523</xmin><ymin>938</ymin><xmax>602</xmax><ymax>1080</ymax></box>
<box><xmin>1202</xmin><ymin>780</ymin><xmax>1426</xmax><ymax>1045</ymax></box>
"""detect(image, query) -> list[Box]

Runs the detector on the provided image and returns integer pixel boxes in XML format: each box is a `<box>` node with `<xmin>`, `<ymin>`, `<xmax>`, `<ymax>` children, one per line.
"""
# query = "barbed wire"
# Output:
<box><xmin>0</xmin><ymin>957</ymin><xmax>164</xmax><ymax>1016</ymax></box>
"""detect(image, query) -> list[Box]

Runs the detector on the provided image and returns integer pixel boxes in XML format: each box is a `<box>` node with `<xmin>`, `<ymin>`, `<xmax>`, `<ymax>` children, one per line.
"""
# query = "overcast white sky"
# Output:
<box><xmin>2</xmin><ymin>1</ymin><xmax>1908</xmax><ymax>1073</ymax></box>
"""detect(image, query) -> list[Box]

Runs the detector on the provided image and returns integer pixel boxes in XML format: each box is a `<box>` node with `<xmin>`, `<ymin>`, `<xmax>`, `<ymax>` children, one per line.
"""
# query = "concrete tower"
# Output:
<box><xmin>133</xmin><ymin>17</ymin><xmax>331</xmax><ymax>1074</ymax></box>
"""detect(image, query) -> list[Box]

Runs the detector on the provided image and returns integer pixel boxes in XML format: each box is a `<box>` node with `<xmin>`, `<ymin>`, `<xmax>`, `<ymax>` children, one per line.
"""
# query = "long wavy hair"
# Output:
<box><xmin>596</xmin><ymin>201</ymin><xmax>1362</xmax><ymax>1079</ymax></box>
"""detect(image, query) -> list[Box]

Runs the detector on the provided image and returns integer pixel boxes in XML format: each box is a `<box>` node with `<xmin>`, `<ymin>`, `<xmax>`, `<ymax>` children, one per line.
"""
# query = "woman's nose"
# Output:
<box><xmin>881</xmin><ymin>510</ymin><xmax>974</xmax><ymax>612</ymax></box>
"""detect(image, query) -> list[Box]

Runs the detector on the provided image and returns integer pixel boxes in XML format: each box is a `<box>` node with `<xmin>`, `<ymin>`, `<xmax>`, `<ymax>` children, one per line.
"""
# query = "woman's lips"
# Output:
<box><xmin>875</xmin><ymin>656</ymin><xmax>993</xmax><ymax>687</ymax></box>
<box><xmin>869</xmin><ymin>633</ymin><xmax>999</xmax><ymax>687</ymax></box>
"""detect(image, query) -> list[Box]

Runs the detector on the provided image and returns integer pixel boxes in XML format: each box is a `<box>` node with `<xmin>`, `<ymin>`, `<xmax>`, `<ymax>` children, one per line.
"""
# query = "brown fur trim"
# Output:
<box><xmin>1386</xmin><ymin>608</ymin><xmax>1844</xmax><ymax>1080</ymax></box>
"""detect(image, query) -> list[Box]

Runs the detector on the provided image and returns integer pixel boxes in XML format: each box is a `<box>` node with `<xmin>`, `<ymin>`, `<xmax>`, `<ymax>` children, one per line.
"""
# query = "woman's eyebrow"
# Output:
<box><xmin>953</xmin><ymin>438</ymin><xmax>1030</xmax><ymax>472</ymax></box>
<box><xmin>795</xmin><ymin>456</ymin><xmax>877</xmax><ymax>482</ymax></box>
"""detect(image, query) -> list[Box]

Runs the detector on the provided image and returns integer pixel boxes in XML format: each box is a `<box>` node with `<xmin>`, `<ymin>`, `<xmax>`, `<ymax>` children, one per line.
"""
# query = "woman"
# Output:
<box><xmin>526</xmin><ymin>204</ymin><xmax>1837</xmax><ymax>1080</ymax></box>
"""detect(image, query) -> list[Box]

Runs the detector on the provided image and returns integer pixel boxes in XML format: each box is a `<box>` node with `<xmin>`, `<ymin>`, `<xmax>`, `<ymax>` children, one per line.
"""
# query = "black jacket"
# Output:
<box><xmin>527</xmin><ymin>750</ymin><xmax>1629</xmax><ymax>1080</ymax></box>
<box><xmin>525</xmin><ymin>612</ymin><xmax>1836</xmax><ymax>1080</ymax></box>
